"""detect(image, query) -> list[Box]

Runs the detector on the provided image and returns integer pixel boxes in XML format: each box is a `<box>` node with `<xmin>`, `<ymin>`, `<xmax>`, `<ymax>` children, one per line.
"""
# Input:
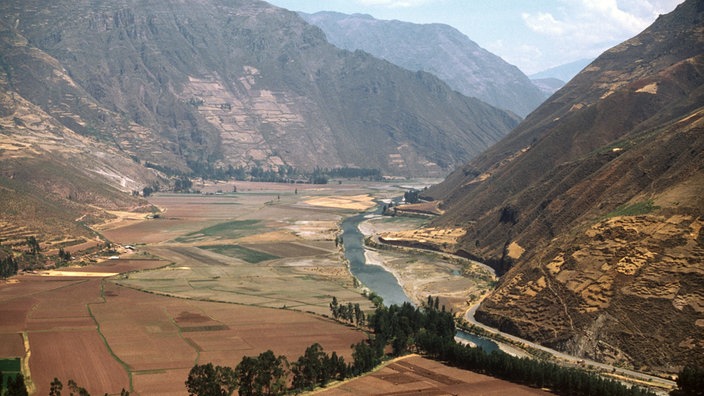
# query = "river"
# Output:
<box><xmin>341</xmin><ymin>206</ymin><xmax>499</xmax><ymax>353</ymax></box>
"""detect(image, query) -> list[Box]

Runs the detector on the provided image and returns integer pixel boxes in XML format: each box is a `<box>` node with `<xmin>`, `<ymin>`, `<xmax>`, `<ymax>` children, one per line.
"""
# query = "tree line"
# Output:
<box><xmin>147</xmin><ymin>158</ymin><xmax>382</xmax><ymax>185</ymax></box>
<box><xmin>181</xmin><ymin>296</ymin><xmax>684</xmax><ymax>396</ymax></box>
<box><xmin>9</xmin><ymin>295</ymin><xmax>695</xmax><ymax>396</ymax></box>
<box><xmin>184</xmin><ymin>344</ymin><xmax>349</xmax><ymax>395</ymax></box>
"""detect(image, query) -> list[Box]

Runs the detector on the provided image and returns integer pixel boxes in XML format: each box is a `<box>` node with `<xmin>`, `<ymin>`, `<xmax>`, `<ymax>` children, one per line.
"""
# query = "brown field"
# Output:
<box><xmin>28</xmin><ymin>331</ymin><xmax>130</xmax><ymax>395</ymax></box>
<box><xmin>0</xmin><ymin>260</ymin><xmax>366</xmax><ymax>395</ymax></box>
<box><xmin>318</xmin><ymin>355</ymin><xmax>550</xmax><ymax>395</ymax></box>
<box><xmin>1</xmin><ymin>181</ymin><xmax>521</xmax><ymax>395</ymax></box>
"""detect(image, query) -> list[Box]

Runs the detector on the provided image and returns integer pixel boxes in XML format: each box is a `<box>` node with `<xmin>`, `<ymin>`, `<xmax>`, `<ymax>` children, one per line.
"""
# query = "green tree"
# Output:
<box><xmin>185</xmin><ymin>363</ymin><xmax>237</xmax><ymax>396</ymax></box>
<box><xmin>351</xmin><ymin>341</ymin><xmax>379</xmax><ymax>376</ymax></box>
<box><xmin>253</xmin><ymin>351</ymin><xmax>288</xmax><ymax>396</ymax></box>
<box><xmin>235</xmin><ymin>351</ymin><xmax>288</xmax><ymax>396</ymax></box>
<box><xmin>671</xmin><ymin>365</ymin><xmax>704</xmax><ymax>396</ymax></box>
<box><xmin>291</xmin><ymin>343</ymin><xmax>326</xmax><ymax>391</ymax></box>
<box><xmin>26</xmin><ymin>236</ymin><xmax>40</xmax><ymax>255</ymax></box>
<box><xmin>50</xmin><ymin>377</ymin><xmax>63</xmax><ymax>396</ymax></box>
<box><xmin>67</xmin><ymin>379</ymin><xmax>90</xmax><ymax>396</ymax></box>
<box><xmin>329</xmin><ymin>297</ymin><xmax>339</xmax><ymax>319</ymax></box>
<box><xmin>234</xmin><ymin>356</ymin><xmax>257</xmax><ymax>396</ymax></box>
<box><xmin>6</xmin><ymin>373</ymin><xmax>28</xmax><ymax>396</ymax></box>
<box><xmin>0</xmin><ymin>255</ymin><xmax>18</xmax><ymax>278</ymax></box>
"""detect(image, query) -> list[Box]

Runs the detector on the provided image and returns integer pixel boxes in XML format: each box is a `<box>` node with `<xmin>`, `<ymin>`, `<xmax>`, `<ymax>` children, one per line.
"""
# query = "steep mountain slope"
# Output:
<box><xmin>0</xmin><ymin>22</ymin><xmax>160</xmax><ymax>246</ymax></box>
<box><xmin>300</xmin><ymin>11</ymin><xmax>546</xmax><ymax>118</ymax></box>
<box><xmin>426</xmin><ymin>0</ymin><xmax>704</xmax><ymax>372</ymax></box>
<box><xmin>0</xmin><ymin>0</ymin><xmax>519</xmax><ymax>180</ymax></box>
<box><xmin>0</xmin><ymin>0</ymin><xmax>520</xmax><ymax>247</ymax></box>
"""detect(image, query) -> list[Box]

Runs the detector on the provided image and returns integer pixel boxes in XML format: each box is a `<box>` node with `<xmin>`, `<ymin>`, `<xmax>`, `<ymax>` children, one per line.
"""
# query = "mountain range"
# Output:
<box><xmin>427</xmin><ymin>0</ymin><xmax>704</xmax><ymax>372</ymax></box>
<box><xmin>0</xmin><ymin>0</ymin><xmax>519</xmax><ymax>244</ymax></box>
<box><xmin>300</xmin><ymin>11</ymin><xmax>547</xmax><ymax>118</ymax></box>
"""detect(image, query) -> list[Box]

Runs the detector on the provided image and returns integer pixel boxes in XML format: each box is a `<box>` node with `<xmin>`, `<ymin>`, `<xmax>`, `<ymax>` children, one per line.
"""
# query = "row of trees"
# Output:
<box><xmin>182</xmin><ymin>299</ymin><xmax>461</xmax><ymax>395</ymax></box>
<box><xmin>329</xmin><ymin>297</ymin><xmax>365</xmax><ymax>326</ymax></box>
<box><xmin>149</xmin><ymin>158</ymin><xmax>382</xmax><ymax>185</ymax></box>
<box><xmin>185</xmin><ymin>343</ymin><xmax>352</xmax><ymax>395</ymax></box>
<box><xmin>48</xmin><ymin>377</ymin><xmax>129</xmax><ymax>396</ymax></box>
<box><xmin>418</xmin><ymin>335</ymin><xmax>657</xmax><ymax>396</ymax></box>
<box><xmin>336</xmin><ymin>297</ymin><xmax>667</xmax><ymax>396</ymax></box>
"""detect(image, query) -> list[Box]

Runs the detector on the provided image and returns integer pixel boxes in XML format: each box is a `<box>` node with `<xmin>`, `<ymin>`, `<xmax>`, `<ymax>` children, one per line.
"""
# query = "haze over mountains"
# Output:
<box><xmin>301</xmin><ymin>11</ymin><xmax>547</xmax><ymax>118</ymax></box>
<box><xmin>0</xmin><ymin>0</ymin><xmax>519</xmax><ymax>242</ymax></box>
<box><xmin>427</xmin><ymin>0</ymin><xmax>704</xmax><ymax>371</ymax></box>
<box><xmin>529</xmin><ymin>58</ymin><xmax>594</xmax><ymax>83</ymax></box>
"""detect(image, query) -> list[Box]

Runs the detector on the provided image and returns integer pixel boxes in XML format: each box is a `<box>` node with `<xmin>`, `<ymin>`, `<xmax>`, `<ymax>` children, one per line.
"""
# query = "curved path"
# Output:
<box><xmin>464</xmin><ymin>303</ymin><xmax>676</xmax><ymax>391</ymax></box>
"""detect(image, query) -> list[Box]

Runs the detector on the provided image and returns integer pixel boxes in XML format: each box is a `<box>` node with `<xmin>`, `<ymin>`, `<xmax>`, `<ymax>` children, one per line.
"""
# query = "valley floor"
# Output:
<box><xmin>0</xmin><ymin>180</ymin><xmax>519</xmax><ymax>395</ymax></box>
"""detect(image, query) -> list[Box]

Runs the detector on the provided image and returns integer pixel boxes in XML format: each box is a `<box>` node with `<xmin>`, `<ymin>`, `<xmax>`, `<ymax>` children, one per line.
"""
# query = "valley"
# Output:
<box><xmin>0</xmin><ymin>180</ymin><xmax>509</xmax><ymax>395</ymax></box>
<box><xmin>0</xmin><ymin>0</ymin><xmax>702</xmax><ymax>394</ymax></box>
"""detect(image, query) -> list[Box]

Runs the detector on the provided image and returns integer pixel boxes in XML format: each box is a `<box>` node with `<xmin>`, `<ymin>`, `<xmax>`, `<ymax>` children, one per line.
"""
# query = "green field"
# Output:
<box><xmin>199</xmin><ymin>245</ymin><xmax>279</xmax><ymax>263</ymax></box>
<box><xmin>0</xmin><ymin>358</ymin><xmax>21</xmax><ymax>390</ymax></box>
<box><xmin>606</xmin><ymin>199</ymin><xmax>660</xmax><ymax>218</ymax></box>
<box><xmin>174</xmin><ymin>220</ymin><xmax>260</xmax><ymax>243</ymax></box>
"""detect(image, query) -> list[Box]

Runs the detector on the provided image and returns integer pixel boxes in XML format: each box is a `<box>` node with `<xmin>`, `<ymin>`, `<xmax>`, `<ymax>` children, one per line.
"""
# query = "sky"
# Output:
<box><xmin>264</xmin><ymin>0</ymin><xmax>684</xmax><ymax>75</ymax></box>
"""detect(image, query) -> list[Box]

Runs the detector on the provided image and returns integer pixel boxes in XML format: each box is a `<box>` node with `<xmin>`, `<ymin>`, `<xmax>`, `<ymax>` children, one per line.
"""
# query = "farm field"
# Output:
<box><xmin>1</xmin><ymin>180</ymin><xmax>511</xmax><ymax>395</ymax></box>
<box><xmin>0</xmin><ymin>259</ymin><xmax>367</xmax><ymax>395</ymax></box>
<box><xmin>318</xmin><ymin>355</ymin><xmax>550</xmax><ymax>395</ymax></box>
<box><xmin>106</xmin><ymin>181</ymin><xmax>391</xmax><ymax>316</ymax></box>
<box><xmin>1</xmin><ymin>181</ymin><xmax>398</xmax><ymax>395</ymax></box>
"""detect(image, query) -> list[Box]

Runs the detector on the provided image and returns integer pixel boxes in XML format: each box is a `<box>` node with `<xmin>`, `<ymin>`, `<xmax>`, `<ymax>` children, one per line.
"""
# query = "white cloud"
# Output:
<box><xmin>521</xmin><ymin>12</ymin><xmax>565</xmax><ymax>35</ymax></box>
<box><xmin>517</xmin><ymin>0</ymin><xmax>682</xmax><ymax>72</ymax></box>
<box><xmin>523</xmin><ymin>0</ymin><xmax>682</xmax><ymax>43</ymax></box>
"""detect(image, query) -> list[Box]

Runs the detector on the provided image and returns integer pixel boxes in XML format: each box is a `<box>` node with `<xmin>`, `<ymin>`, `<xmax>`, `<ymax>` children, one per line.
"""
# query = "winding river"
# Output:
<box><xmin>341</xmin><ymin>210</ymin><xmax>411</xmax><ymax>307</ymax></box>
<box><xmin>341</xmin><ymin>206</ymin><xmax>499</xmax><ymax>353</ymax></box>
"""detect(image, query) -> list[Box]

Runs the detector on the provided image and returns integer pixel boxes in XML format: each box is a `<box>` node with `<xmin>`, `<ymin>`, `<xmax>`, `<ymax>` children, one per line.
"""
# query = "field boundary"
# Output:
<box><xmin>86</xmin><ymin>280</ymin><xmax>134</xmax><ymax>393</ymax></box>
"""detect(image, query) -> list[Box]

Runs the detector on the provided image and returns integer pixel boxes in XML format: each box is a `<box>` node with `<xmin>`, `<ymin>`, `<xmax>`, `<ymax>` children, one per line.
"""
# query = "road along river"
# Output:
<box><xmin>340</xmin><ymin>206</ymin><xmax>500</xmax><ymax>353</ymax></box>
<box><xmin>341</xmin><ymin>204</ymin><xmax>675</xmax><ymax>391</ymax></box>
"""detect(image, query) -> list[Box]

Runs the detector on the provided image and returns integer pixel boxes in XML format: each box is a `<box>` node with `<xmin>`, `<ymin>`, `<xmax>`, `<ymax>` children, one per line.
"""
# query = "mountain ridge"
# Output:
<box><xmin>426</xmin><ymin>0</ymin><xmax>704</xmax><ymax>372</ymax></box>
<box><xmin>300</xmin><ymin>11</ymin><xmax>547</xmax><ymax>118</ymax></box>
<box><xmin>0</xmin><ymin>0</ymin><xmax>519</xmax><ymax>247</ymax></box>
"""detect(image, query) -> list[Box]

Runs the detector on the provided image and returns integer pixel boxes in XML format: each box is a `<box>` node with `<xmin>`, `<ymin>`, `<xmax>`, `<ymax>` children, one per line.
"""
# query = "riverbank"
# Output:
<box><xmin>356</xmin><ymin>214</ymin><xmax>495</xmax><ymax>314</ymax></box>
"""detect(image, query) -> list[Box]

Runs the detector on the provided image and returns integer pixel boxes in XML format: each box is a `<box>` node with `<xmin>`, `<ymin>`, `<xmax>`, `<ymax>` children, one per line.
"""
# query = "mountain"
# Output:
<box><xmin>530</xmin><ymin>77</ymin><xmax>565</xmax><ymax>96</ymax></box>
<box><xmin>300</xmin><ymin>11</ymin><xmax>546</xmax><ymax>118</ymax></box>
<box><xmin>529</xmin><ymin>58</ymin><xmax>594</xmax><ymax>83</ymax></box>
<box><xmin>426</xmin><ymin>0</ymin><xmax>704</xmax><ymax>372</ymax></box>
<box><xmin>0</xmin><ymin>0</ymin><xmax>520</xmax><ymax>244</ymax></box>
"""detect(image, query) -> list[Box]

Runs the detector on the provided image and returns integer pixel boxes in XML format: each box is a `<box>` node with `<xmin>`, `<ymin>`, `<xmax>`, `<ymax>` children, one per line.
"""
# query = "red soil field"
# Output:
<box><xmin>319</xmin><ymin>355</ymin><xmax>551</xmax><ymax>395</ymax></box>
<box><xmin>0</xmin><ymin>333</ymin><xmax>24</xmax><ymax>357</ymax></box>
<box><xmin>29</xmin><ymin>331</ymin><xmax>130</xmax><ymax>395</ymax></box>
<box><xmin>0</xmin><ymin>259</ymin><xmax>367</xmax><ymax>395</ymax></box>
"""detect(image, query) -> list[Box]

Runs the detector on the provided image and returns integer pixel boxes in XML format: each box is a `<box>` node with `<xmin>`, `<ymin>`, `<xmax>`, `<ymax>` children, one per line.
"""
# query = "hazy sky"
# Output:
<box><xmin>265</xmin><ymin>0</ymin><xmax>684</xmax><ymax>75</ymax></box>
